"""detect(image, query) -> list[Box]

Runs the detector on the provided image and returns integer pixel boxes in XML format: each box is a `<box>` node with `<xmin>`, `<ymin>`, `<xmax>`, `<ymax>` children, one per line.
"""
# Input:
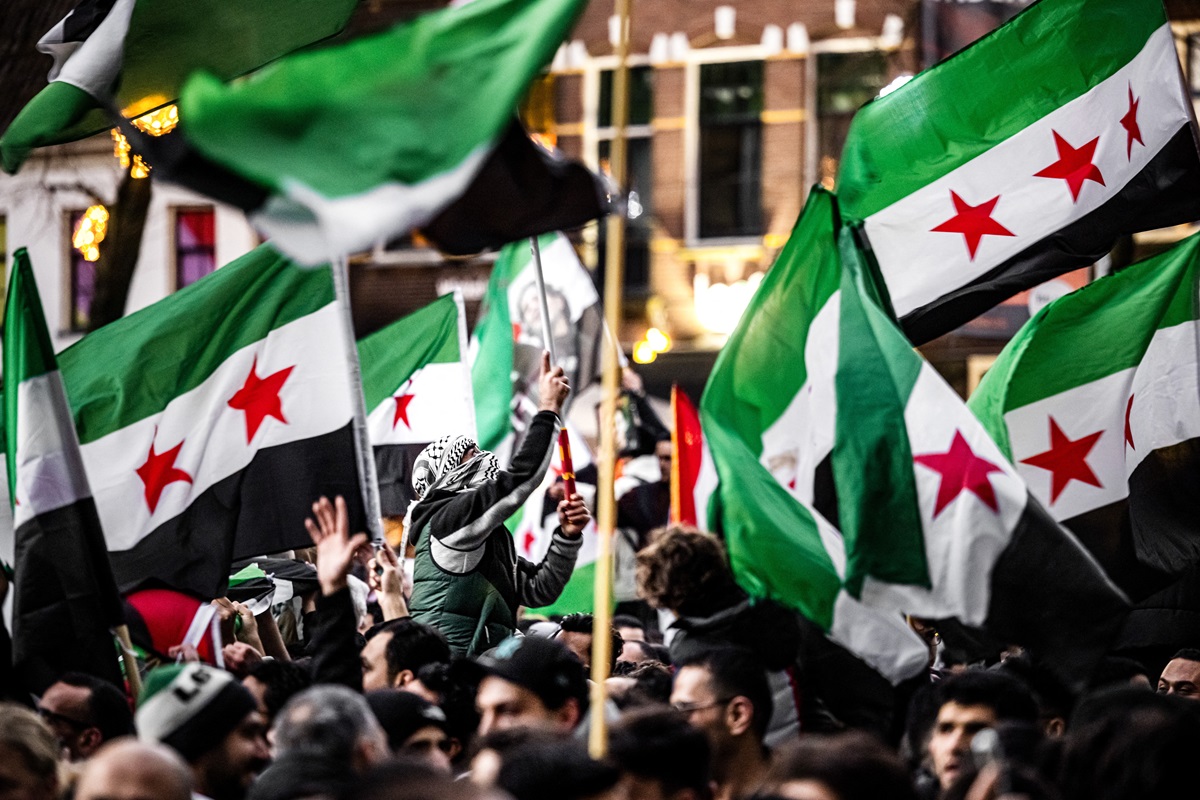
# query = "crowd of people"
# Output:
<box><xmin>3</xmin><ymin>364</ymin><xmax>1200</xmax><ymax>800</ymax></box>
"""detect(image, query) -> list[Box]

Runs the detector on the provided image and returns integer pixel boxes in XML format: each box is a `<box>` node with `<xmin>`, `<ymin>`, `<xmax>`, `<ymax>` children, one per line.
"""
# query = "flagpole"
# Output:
<box><xmin>114</xmin><ymin>624</ymin><xmax>143</xmax><ymax>701</ymax></box>
<box><xmin>590</xmin><ymin>0</ymin><xmax>631</xmax><ymax>759</ymax></box>
<box><xmin>529</xmin><ymin>238</ymin><xmax>578</xmax><ymax>498</ymax></box>
<box><xmin>331</xmin><ymin>257</ymin><xmax>385</xmax><ymax>545</ymax></box>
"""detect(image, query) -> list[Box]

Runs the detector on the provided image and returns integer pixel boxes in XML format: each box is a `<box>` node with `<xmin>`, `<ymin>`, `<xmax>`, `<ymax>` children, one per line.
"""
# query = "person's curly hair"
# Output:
<box><xmin>635</xmin><ymin>525</ymin><xmax>741</xmax><ymax>616</ymax></box>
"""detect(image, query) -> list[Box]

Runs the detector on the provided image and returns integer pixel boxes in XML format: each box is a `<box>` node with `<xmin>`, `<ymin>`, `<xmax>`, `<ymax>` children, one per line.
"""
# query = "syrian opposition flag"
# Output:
<box><xmin>359</xmin><ymin>292</ymin><xmax>476</xmax><ymax>517</ymax></box>
<box><xmin>472</xmin><ymin>232</ymin><xmax>604</xmax><ymax>456</ymax></box>
<box><xmin>969</xmin><ymin>233</ymin><xmax>1200</xmax><ymax>629</ymax></box>
<box><xmin>1</xmin><ymin>0</ymin><xmax>358</xmax><ymax>173</ymax></box>
<box><xmin>836</xmin><ymin>0</ymin><xmax>1200</xmax><ymax>345</ymax></box>
<box><xmin>56</xmin><ymin>245</ymin><xmax>369</xmax><ymax>599</ymax></box>
<box><xmin>700</xmin><ymin>188</ymin><xmax>1128</xmax><ymax>686</ymax></box>
<box><xmin>3</xmin><ymin>249</ymin><xmax>125</xmax><ymax>692</ymax></box>
<box><xmin>670</xmin><ymin>385</ymin><xmax>716</xmax><ymax>528</ymax></box>
<box><xmin>129</xmin><ymin>0</ymin><xmax>609</xmax><ymax>265</ymax></box>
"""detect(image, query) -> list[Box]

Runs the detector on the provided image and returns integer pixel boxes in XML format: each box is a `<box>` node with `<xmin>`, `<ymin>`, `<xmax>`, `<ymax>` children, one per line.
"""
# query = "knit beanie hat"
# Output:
<box><xmin>136</xmin><ymin>663</ymin><xmax>257</xmax><ymax>762</ymax></box>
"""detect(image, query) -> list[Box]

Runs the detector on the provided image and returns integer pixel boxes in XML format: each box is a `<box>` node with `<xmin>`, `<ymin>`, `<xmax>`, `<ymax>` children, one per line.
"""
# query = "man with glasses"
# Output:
<box><xmin>38</xmin><ymin>672</ymin><xmax>134</xmax><ymax>761</ymax></box>
<box><xmin>670</xmin><ymin>647</ymin><xmax>771</xmax><ymax>800</ymax></box>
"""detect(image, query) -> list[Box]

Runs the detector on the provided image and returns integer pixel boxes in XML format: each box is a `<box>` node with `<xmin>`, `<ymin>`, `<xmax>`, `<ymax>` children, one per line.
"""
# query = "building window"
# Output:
<box><xmin>597</xmin><ymin>67</ymin><xmax>654</xmax><ymax>296</ymax></box>
<box><xmin>68</xmin><ymin>210</ymin><xmax>97</xmax><ymax>332</ymax></box>
<box><xmin>698</xmin><ymin>61</ymin><xmax>763</xmax><ymax>240</ymax></box>
<box><xmin>175</xmin><ymin>207</ymin><xmax>216</xmax><ymax>289</ymax></box>
<box><xmin>816</xmin><ymin>51</ymin><xmax>889</xmax><ymax>187</ymax></box>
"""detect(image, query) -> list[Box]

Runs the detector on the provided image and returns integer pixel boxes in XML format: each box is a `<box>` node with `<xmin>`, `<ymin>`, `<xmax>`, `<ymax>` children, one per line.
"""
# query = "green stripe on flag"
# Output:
<box><xmin>834</xmin><ymin>227</ymin><xmax>928</xmax><ymax>595</ymax></box>
<box><xmin>180</xmin><ymin>0</ymin><xmax>587</xmax><ymax>198</ymax></box>
<box><xmin>359</xmin><ymin>293</ymin><xmax>461</xmax><ymax>412</ymax></box>
<box><xmin>3</xmin><ymin>249</ymin><xmax>59</xmax><ymax>503</ymax></box>
<box><xmin>1</xmin><ymin>83</ymin><xmax>102</xmax><ymax>174</ymax></box>
<box><xmin>472</xmin><ymin>241</ymin><xmax>526</xmax><ymax>452</ymax></box>
<box><xmin>969</xmin><ymin>232</ymin><xmax>1200</xmax><ymax>430</ymax></box>
<box><xmin>837</xmin><ymin>0</ymin><xmax>1166</xmax><ymax>219</ymax></box>
<box><xmin>59</xmin><ymin>246</ymin><xmax>332</xmax><ymax>443</ymax></box>
<box><xmin>529</xmin><ymin>560</ymin><xmax>602</xmax><ymax>616</ymax></box>
<box><xmin>703</xmin><ymin>196</ymin><xmax>841</xmax><ymax>455</ymax></box>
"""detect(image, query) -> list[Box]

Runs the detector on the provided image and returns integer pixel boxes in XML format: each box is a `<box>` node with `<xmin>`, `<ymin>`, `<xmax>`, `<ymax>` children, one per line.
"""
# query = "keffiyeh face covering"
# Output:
<box><xmin>412</xmin><ymin>434</ymin><xmax>500</xmax><ymax>501</ymax></box>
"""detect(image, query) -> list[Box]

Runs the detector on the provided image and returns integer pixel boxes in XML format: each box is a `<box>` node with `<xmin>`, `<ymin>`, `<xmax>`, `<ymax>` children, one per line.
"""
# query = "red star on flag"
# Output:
<box><xmin>1120</xmin><ymin>84</ymin><xmax>1143</xmax><ymax>160</ymax></box>
<box><xmin>1124</xmin><ymin>394</ymin><xmax>1136</xmax><ymax>450</ymax></box>
<box><xmin>1019</xmin><ymin>417</ymin><xmax>1104</xmax><ymax>503</ymax></box>
<box><xmin>931</xmin><ymin>191</ymin><xmax>1016</xmax><ymax>260</ymax></box>
<box><xmin>392</xmin><ymin>393</ymin><xmax>415</xmax><ymax>430</ymax></box>
<box><xmin>137</xmin><ymin>435</ymin><xmax>193</xmax><ymax>513</ymax></box>
<box><xmin>523</xmin><ymin>530</ymin><xmax>536</xmax><ymax>554</ymax></box>
<box><xmin>1034</xmin><ymin>130</ymin><xmax>1106</xmax><ymax>202</ymax></box>
<box><xmin>914</xmin><ymin>431</ymin><xmax>1005</xmax><ymax>517</ymax></box>
<box><xmin>228</xmin><ymin>357</ymin><xmax>294</xmax><ymax>443</ymax></box>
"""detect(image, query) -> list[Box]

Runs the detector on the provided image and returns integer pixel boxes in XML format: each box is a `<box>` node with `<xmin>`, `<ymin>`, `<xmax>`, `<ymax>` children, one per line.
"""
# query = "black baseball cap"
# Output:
<box><xmin>366</xmin><ymin>690</ymin><xmax>449</xmax><ymax>751</ymax></box>
<box><xmin>476</xmin><ymin>636</ymin><xmax>589</xmax><ymax>712</ymax></box>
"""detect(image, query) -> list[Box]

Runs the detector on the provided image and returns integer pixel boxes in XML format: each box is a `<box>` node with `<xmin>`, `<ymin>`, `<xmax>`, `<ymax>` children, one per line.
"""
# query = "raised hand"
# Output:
<box><xmin>537</xmin><ymin>350</ymin><xmax>570</xmax><ymax>414</ymax></box>
<box><xmin>557</xmin><ymin>493</ymin><xmax>591</xmax><ymax>539</ymax></box>
<box><xmin>305</xmin><ymin>495</ymin><xmax>370</xmax><ymax>596</ymax></box>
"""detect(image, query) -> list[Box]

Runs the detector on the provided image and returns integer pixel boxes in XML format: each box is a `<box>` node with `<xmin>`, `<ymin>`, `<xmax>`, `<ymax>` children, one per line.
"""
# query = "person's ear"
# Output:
<box><xmin>78</xmin><ymin>726</ymin><xmax>104</xmax><ymax>757</ymax></box>
<box><xmin>725</xmin><ymin>696</ymin><xmax>755</xmax><ymax>737</ymax></box>
<box><xmin>555</xmin><ymin>697</ymin><xmax>583</xmax><ymax>731</ymax></box>
<box><xmin>392</xmin><ymin>669</ymin><xmax>415</xmax><ymax>688</ymax></box>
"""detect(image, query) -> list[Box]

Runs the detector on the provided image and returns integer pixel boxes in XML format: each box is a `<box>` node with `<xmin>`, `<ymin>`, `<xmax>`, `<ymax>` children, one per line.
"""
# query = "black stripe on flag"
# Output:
<box><xmin>898</xmin><ymin>126</ymin><xmax>1200</xmax><ymax>345</ymax></box>
<box><xmin>374</xmin><ymin>442</ymin><xmax>431</xmax><ymax>518</ymax></box>
<box><xmin>60</xmin><ymin>0</ymin><xmax>118</xmax><ymax>45</ymax></box>
<box><xmin>110</xmin><ymin>424</ymin><xmax>367</xmax><ymax>599</ymax></box>
<box><xmin>12</xmin><ymin>498</ymin><xmax>124</xmax><ymax>693</ymax></box>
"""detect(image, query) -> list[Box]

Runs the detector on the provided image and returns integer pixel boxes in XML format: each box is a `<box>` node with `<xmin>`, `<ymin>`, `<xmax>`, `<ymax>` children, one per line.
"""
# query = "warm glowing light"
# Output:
<box><xmin>633</xmin><ymin>340</ymin><xmax>658</xmax><ymax>364</ymax></box>
<box><xmin>73</xmin><ymin>205</ymin><xmax>109</xmax><ymax>262</ymax></box>
<box><xmin>693</xmin><ymin>271</ymin><xmax>764</xmax><ymax>334</ymax></box>
<box><xmin>131</xmin><ymin>104</ymin><xmax>179</xmax><ymax>137</ymax></box>
<box><xmin>110</xmin><ymin>104</ymin><xmax>178</xmax><ymax>177</ymax></box>
<box><xmin>645</xmin><ymin>327</ymin><xmax>670</xmax><ymax>352</ymax></box>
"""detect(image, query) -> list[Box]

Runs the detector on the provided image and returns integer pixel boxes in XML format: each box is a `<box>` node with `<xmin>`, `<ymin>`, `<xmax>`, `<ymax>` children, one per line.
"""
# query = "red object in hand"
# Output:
<box><xmin>558</xmin><ymin>429</ymin><xmax>576</xmax><ymax>498</ymax></box>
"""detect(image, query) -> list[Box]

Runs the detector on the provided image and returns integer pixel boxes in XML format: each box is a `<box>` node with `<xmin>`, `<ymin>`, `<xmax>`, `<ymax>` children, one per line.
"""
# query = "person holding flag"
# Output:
<box><xmin>405</xmin><ymin>352</ymin><xmax>590</xmax><ymax>657</ymax></box>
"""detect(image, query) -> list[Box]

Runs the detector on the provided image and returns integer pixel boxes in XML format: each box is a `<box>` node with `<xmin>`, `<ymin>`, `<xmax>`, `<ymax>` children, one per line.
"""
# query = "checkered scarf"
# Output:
<box><xmin>411</xmin><ymin>434</ymin><xmax>500</xmax><ymax>502</ymax></box>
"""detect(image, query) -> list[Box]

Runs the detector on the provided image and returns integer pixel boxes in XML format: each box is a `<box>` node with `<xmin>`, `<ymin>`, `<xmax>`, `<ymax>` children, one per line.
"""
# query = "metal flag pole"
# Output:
<box><xmin>590</xmin><ymin>0</ymin><xmax>631</xmax><ymax>759</ymax></box>
<box><xmin>331</xmin><ymin>256</ymin><xmax>385</xmax><ymax>545</ymax></box>
<box><xmin>529</xmin><ymin>237</ymin><xmax>578</xmax><ymax>499</ymax></box>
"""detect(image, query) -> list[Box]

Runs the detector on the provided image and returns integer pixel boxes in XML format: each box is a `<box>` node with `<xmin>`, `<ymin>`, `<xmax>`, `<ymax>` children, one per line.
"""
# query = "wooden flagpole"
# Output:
<box><xmin>529</xmin><ymin>237</ymin><xmax>577</xmax><ymax>498</ymax></box>
<box><xmin>590</xmin><ymin>0</ymin><xmax>632</xmax><ymax>759</ymax></box>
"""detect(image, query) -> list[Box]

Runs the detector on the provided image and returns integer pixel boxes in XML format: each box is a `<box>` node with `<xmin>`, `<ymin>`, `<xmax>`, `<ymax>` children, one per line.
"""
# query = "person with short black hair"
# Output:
<box><xmin>366</xmin><ymin>690</ymin><xmax>453</xmax><ymax>773</ymax></box>
<box><xmin>555</xmin><ymin>612</ymin><xmax>623</xmax><ymax>671</ymax></box>
<box><xmin>765</xmin><ymin>731</ymin><xmax>918</xmax><ymax>800</ymax></box>
<box><xmin>924</xmin><ymin>669</ymin><xmax>1037</xmax><ymax>793</ymax></box>
<box><xmin>37</xmin><ymin>671</ymin><xmax>135</xmax><ymax>761</ymax></box>
<box><xmin>1156</xmin><ymin>647</ymin><xmax>1200</xmax><ymax>699</ymax></box>
<box><xmin>243</xmin><ymin>660</ymin><xmax>312</xmax><ymax>724</ymax></box>
<box><xmin>474</xmin><ymin>636</ymin><xmax>589</xmax><ymax>737</ymax></box>
<box><xmin>360</xmin><ymin>617</ymin><xmax>451</xmax><ymax>692</ymax></box>
<box><xmin>609</xmin><ymin>708</ymin><xmax>711</xmax><ymax>800</ymax></box>
<box><xmin>612</xmin><ymin>614</ymin><xmax>647</xmax><ymax>644</ymax></box>
<box><xmin>494</xmin><ymin>739</ymin><xmax>620</xmax><ymax>800</ymax></box>
<box><xmin>671</xmin><ymin>646</ymin><xmax>772</xmax><ymax>800</ymax></box>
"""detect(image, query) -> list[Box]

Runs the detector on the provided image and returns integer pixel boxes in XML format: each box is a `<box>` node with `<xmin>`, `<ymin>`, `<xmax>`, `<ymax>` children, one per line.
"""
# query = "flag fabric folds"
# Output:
<box><xmin>57</xmin><ymin>245</ymin><xmax>368</xmax><ymax>599</ymax></box>
<box><xmin>3</xmin><ymin>248</ymin><xmax>124</xmax><ymax>692</ymax></box>
<box><xmin>472</xmin><ymin>232</ymin><xmax>603</xmax><ymax>457</ymax></box>
<box><xmin>837</xmin><ymin>0</ymin><xmax>1200</xmax><ymax>344</ymax></box>
<box><xmin>969</xmin><ymin>233</ymin><xmax>1200</xmax><ymax>626</ymax></box>
<box><xmin>359</xmin><ymin>292</ymin><xmax>476</xmax><ymax>517</ymax></box>
<box><xmin>1</xmin><ymin>0</ymin><xmax>358</xmax><ymax>173</ymax></box>
<box><xmin>700</xmin><ymin>188</ymin><xmax>1128</xmax><ymax>687</ymax></box>
<box><xmin>141</xmin><ymin>0</ymin><xmax>607</xmax><ymax>264</ymax></box>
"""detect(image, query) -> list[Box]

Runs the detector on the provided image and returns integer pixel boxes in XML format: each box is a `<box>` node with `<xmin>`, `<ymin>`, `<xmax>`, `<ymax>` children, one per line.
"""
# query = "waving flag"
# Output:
<box><xmin>969</xmin><ymin>233</ymin><xmax>1200</xmax><ymax>648</ymax></box>
<box><xmin>58</xmin><ymin>246</ymin><xmax>368</xmax><ymax>598</ymax></box>
<box><xmin>141</xmin><ymin>0</ymin><xmax>607</xmax><ymax>263</ymax></box>
<box><xmin>1</xmin><ymin>0</ymin><xmax>358</xmax><ymax>173</ymax></box>
<box><xmin>701</xmin><ymin>189</ymin><xmax>1127</xmax><ymax>686</ymax></box>
<box><xmin>359</xmin><ymin>292</ymin><xmax>475</xmax><ymax>517</ymax></box>
<box><xmin>3</xmin><ymin>249</ymin><xmax>124</xmax><ymax>692</ymax></box>
<box><xmin>837</xmin><ymin>0</ymin><xmax>1200</xmax><ymax>343</ymax></box>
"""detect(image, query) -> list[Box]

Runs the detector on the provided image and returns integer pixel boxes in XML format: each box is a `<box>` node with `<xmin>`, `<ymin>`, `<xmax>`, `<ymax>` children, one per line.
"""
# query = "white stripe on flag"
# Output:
<box><xmin>13</xmin><ymin>370</ymin><xmax>92</xmax><ymax>528</ymax></box>
<box><xmin>866</xmin><ymin>24</ymin><xmax>1186</xmax><ymax>317</ymax></box>
<box><xmin>366</xmin><ymin>361</ymin><xmax>475</xmax><ymax>446</ymax></box>
<box><xmin>82</xmin><ymin>302</ymin><xmax>355</xmax><ymax>550</ymax></box>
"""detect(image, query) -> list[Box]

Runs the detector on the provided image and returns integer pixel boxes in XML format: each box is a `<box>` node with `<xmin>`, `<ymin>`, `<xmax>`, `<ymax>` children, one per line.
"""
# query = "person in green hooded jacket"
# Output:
<box><xmin>406</xmin><ymin>351</ymin><xmax>589</xmax><ymax>656</ymax></box>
